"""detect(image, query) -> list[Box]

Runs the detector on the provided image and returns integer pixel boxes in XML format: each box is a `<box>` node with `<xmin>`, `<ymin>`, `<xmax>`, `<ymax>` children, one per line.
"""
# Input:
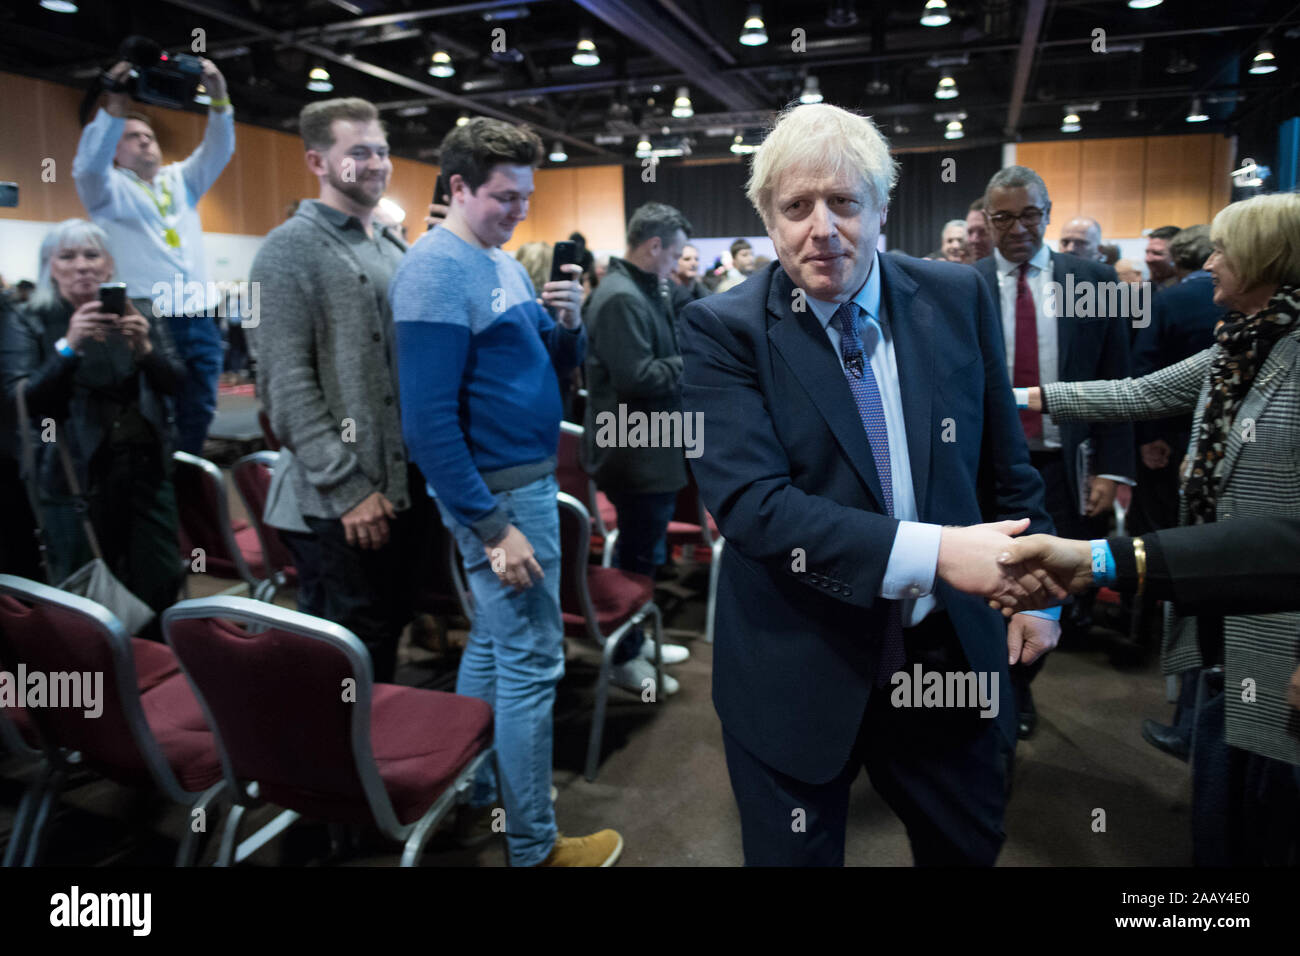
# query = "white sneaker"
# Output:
<box><xmin>609</xmin><ymin>657</ymin><xmax>680</xmax><ymax>697</ymax></box>
<box><xmin>640</xmin><ymin>637</ymin><xmax>690</xmax><ymax>665</ymax></box>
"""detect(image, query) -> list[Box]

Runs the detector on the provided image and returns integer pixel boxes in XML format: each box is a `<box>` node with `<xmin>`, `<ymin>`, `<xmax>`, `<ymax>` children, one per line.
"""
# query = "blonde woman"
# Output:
<box><xmin>1029</xmin><ymin>192</ymin><xmax>1300</xmax><ymax>864</ymax></box>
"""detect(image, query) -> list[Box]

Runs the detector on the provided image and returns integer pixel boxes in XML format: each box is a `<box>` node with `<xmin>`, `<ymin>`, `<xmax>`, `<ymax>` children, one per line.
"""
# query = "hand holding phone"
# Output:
<box><xmin>99</xmin><ymin>282</ymin><xmax>127</xmax><ymax>317</ymax></box>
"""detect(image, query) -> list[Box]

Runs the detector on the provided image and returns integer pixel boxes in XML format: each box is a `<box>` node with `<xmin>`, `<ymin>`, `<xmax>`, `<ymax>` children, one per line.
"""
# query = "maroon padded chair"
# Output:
<box><xmin>230</xmin><ymin>451</ymin><xmax>298</xmax><ymax>602</ymax></box>
<box><xmin>0</xmin><ymin>574</ymin><xmax>224</xmax><ymax>867</ymax></box>
<box><xmin>173</xmin><ymin>450</ymin><xmax>270</xmax><ymax>598</ymax></box>
<box><xmin>556</xmin><ymin>492</ymin><xmax>665</xmax><ymax>781</ymax></box>
<box><xmin>162</xmin><ymin>596</ymin><xmax>497</xmax><ymax>866</ymax></box>
<box><xmin>662</xmin><ymin>471</ymin><xmax>725</xmax><ymax>643</ymax></box>
<box><xmin>557</xmin><ymin>421</ymin><xmax>620</xmax><ymax>567</ymax></box>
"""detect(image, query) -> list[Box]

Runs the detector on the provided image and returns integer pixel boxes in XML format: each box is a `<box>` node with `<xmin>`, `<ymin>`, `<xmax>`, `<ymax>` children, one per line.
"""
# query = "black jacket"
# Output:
<box><xmin>0</xmin><ymin>297</ymin><xmax>184</xmax><ymax>495</ymax></box>
<box><xmin>582</xmin><ymin>256</ymin><xmax>687</xmax><ymax>495</ymax></box>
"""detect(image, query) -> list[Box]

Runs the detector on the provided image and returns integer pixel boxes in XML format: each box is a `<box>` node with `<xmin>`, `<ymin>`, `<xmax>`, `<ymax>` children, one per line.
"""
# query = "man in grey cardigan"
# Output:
<box><xmin>251</xmin><ymin>98</ymin><xmax>422</xmax><ymax>682</ymax></box>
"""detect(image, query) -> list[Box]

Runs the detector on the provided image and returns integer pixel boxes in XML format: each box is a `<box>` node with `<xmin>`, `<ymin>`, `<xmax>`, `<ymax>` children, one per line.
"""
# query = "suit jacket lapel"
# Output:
<box><xmin>879</xmin><ymin>254</ymin><xmax>933</xmax><ymax>515</ymax></box>
<box><xmin>765</xmin><ymin>267</ymin><xmax>887</xmax><ymax>510</ymax></box>
<box><xmin>1216</xmin><ymin>332</ymin><xmax>1298</xmax><ymax>488</ymax></box>
<box><xmin>1051</xmin><ymin>252</ymin><xmax>1077</xmax><ymax>378</ymax></box>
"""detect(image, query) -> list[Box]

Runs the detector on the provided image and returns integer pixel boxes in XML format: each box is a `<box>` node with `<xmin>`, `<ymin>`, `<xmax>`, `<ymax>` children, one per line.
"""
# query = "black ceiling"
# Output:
<box><xmin>2</xmin><ymin>0</ymin><xmax>1298</xmax><ymax>165</ymax></box>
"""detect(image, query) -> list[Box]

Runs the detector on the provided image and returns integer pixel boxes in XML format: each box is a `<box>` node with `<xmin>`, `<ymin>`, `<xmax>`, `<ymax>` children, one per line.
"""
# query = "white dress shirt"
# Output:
<box><xmin>806</xmin><ymin>252</ymin><xmax>941</xmax><ymax>627</ymax></box>
<box><xmin>993</xmin><ymin>243</ymin><xmax>1063</xmax><ymax>450</ymax></box>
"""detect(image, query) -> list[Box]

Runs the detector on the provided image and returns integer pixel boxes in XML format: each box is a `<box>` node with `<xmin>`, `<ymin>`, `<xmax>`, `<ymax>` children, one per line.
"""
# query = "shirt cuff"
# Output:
<box><xmin>1021</xmin><ymin>606</ymin><xmax>1062</xmax><ymax>621</ymax></box>
<box><xmin>880</xmin><ymin>521</ymin><xmax>942</xmax><ymax>600</ymax></box>
<box><xmin>1097</xmin><ymin>473</ymin><xmax>1135</xmax><ymax>487</ymax></box>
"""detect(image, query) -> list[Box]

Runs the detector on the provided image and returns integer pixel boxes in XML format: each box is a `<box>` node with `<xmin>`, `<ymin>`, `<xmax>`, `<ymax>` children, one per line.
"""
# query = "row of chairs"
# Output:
<box><xmin>0</xmin><ymin>578</ymin><xmax>494</xmax><ymax>867</ymax></box>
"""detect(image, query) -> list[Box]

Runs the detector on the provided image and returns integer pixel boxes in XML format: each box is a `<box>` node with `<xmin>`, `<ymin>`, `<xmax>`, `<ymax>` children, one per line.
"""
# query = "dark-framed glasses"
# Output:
<box><xmin>988</xmin><ymin>208</ymin><xmax>1045</xmax><ymax>229</ymax></box>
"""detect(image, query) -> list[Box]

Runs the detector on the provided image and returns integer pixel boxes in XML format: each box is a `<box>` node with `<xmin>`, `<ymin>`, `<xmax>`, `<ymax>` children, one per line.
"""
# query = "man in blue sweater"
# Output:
<box><xmin>390</xmin><ymin>118</ymin><xmax>622</xmax><ymax>867</ymax></box>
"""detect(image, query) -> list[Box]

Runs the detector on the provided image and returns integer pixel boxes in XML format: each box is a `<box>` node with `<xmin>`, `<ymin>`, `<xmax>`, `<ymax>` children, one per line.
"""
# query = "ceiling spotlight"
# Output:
<box><xmin>730</xmin><ymin>133</ymin><xmax>757</xmax><ymax>155</ymax></box>
<box><xmin>672</xmin><ymin>87</ymin><xmax>694</xmax><ymax>118</ymax></box>
<box><xmin>456</xmin><ymin>112</ymin><xmax>470</xmax><ymax>126</ymax></box>
<box><xmin>740</xmin><ymin>4</ymin><xmax>768</xmax><ymax>46</ymax></box>
<box><xmin>944</xmin><ymin>119</ymin><xmax>964</xmax><ymax>140</ymax></box>
<box><xmin>1185</xmin><ymin>97</ymin><xmax>1209</xmax><ymax>123</ymax></box>
<box><xmin>1249</xmin><ymin>43</ymin><xmax>1278</xmax><ymax>75</ymax></box>
<box><xmin>307</xmin><ymin>66</ymin><xmax>333</xmax><ymax>93</ymax></box>
<box><xmin>1061</xmin><ymin>112</ymin><xmax>1082</xmax><ymax>133</ymax></box>
<box><xmin>1127</xmin><ymin>0</ymin><xmax>1162</xmax><ymax>7</ymax></box>
<box><xmin>799</xmin><ymin>75</ymin><xmax>823</xmax><ymax>104</ymax></box>
<box><xmin>428</xmin><ymin>50</ymin><xmax>455</xmax><ymax>78</ymax></box>
<box><xmin>39</xmin><ymin>0</ymin><xmax>79</xmax><ymax>11</ymax></box>
<box><xmin>934</xmin><ymin>72</ymin><xmax>958</xmax><ymax>100</ymax></box>
<box><xmin>549</xmin><ymin>141</ymin><xmax>568</xmax><ymax>162</ymax></box>
<box><xmin>636</xmin><ymin>136</ymin><xmax>652</xmax><ymax>156</ymax></box>
<box><xmin>1125</xmin><ymin>100</ymin><xmax>1141</xmax><ymax>120</ymax></box>
<box><xmin>572</xmin><ymin>30</ymin><xmax>600</xmax><ymax>67</ymax></box>
<box><xmin>920</xmin><ymin>0</ymin><xmax>951</xmax><ymax>28</ymax></box>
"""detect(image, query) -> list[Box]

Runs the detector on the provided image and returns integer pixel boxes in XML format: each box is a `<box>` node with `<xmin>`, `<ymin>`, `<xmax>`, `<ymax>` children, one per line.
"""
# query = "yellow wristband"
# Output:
<box><xmin>209</xmin><ymin>97</ymin><xmax>231</xmax><ymax>109</ymax></box>
<box><xmin>1133</xmin><ymin>537</ymin><xmax>1146</xmax><ymax>598</ymax></box>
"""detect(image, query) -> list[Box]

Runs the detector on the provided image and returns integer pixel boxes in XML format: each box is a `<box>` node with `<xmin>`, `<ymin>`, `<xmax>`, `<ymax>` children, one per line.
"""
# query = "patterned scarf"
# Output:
<box><xmin>1184</xmin><ymin>284</ymin><xmax>1299</xmax><ymax>524</ymax></box>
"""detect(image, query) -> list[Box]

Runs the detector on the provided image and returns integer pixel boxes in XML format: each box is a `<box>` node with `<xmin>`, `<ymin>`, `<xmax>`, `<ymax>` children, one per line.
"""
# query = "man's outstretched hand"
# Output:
<box><xmin>987</xmin><ymin>534</ymin><xmax>1089</xmax><ymax>616</ymax></box>
<box><xmin>935</xmin><ymin>518</ymin><xmax>1049</xmax><ymax>608</ymax></box>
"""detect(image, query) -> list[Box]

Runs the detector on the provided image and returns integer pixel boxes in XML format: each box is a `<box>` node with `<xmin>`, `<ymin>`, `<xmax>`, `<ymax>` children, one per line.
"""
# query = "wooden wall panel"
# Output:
<box><xmin>1078</xmin><ymin>137</ymin><xmax>1146</xmax><ymax>238</ymax></box>
<box><xmin>387</xmin><ymin>155</ymin><xmax>438</xmax><ymax>238</ymax></box>
<box><xmin>1143</xmin><ymin>134</ymin><xmax>1215</xmax><ymax>228</ymax></box>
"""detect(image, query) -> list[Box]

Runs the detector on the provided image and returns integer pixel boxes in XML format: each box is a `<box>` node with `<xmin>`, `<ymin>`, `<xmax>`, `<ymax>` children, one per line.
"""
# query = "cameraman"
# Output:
<box><xmin>73</xmin><ymin>57</ymin><xmax>234</xmax><ymax>455</ymax></box>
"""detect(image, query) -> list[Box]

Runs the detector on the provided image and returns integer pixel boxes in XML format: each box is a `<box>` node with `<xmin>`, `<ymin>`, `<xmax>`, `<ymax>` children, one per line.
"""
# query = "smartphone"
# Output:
<box><xmin>433</xmin><ymin>171</ymin><xmax>450</xmax><ymax>206</ymax></box>
<box><xmin>549</xmin><ymin>240</ymin><xmax>579</xmax><ymax>284</ymax></box>
<box><xmin>0</xmin><ymin>182</ymin><xmax>17</xmax><ymax>207</ymax></box>
<box><xmin>99</xmin><ymin>282</ymin><xmax>127</xmax><ymax>317</ymax></box>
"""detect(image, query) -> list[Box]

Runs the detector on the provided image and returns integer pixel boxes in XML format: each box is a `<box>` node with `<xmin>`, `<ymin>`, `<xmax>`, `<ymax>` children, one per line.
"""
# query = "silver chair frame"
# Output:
<box><xmin>556</xmin><ymin>494</ymin><xmax>664</xmax><ymax>781</ymax></box>
<box><xmin>162</xmin><ymin>595</ymin><xmax>498</xmax><ymax>866</ymax></box>
<box><xmin>173</xmin><ymin>451</ymin><xmax>265</xmax><ymax>600</ymax></box>
<box><xmin>0</xmin><ymin>574</ymin><xmax>224</xmax><ymax>867</ymax></box>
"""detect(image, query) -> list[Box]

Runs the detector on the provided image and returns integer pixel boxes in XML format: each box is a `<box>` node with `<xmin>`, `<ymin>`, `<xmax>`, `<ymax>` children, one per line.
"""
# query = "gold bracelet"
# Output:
<box><xmin>1133</xmin><ymin>536</ymin><xmax>1146</xmax><ymax>598</ymax></box>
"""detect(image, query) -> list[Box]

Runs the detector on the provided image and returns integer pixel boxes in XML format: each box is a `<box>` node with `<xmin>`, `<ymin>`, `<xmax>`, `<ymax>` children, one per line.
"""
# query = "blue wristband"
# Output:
<box><xmin>1090</xmin><ymin>539</ymin><xmax>1116</xmax><ymax>587</ymax></box>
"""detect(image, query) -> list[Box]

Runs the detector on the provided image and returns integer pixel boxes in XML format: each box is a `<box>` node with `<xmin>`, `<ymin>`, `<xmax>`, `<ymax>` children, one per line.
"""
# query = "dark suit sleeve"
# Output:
<box><xmin>975</xmin><ymin>271</ymin><xmax>1055</xmax><ymax>535</ymax></box>
<box><xmin>680</xmin><ymin>297</ymin><xmax>898</xmax><ymax>608</ymax></box>
<box><xmin>1087</xmin><ymin>263</ymin><xmax>1135</xmax><ymax>480</ymax></box>
<box><xmin>1111</xmin><ymin>520</ymin><xmax>1300</xmax><ymax>615</ymax></box>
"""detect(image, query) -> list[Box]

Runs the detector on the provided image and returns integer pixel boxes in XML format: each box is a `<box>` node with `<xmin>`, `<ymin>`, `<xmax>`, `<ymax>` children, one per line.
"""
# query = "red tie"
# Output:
<box><xmin>1013</xmin><ymin>262</ymin><xmax>1042</xmax><ymax>440</ymax></box>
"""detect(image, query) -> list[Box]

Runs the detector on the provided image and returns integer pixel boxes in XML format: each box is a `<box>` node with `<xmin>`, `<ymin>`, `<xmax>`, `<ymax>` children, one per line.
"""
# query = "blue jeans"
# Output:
<box><xmin>606</xmin><ymin>490</ymin><xmax>677</xmax><ymax>665</ymax></box>
<box><xmin>167</xmin><ymin>315</ymin><xmax>222</xmax><ymax>455</ymax></box>
<box><xmin>436</xmin><ymin>474</ymin><xmax>563</xmax><ymax>867</ymax></box>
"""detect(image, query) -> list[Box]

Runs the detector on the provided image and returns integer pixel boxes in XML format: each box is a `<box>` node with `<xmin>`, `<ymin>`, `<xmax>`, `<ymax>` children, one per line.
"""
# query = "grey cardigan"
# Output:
<box><xmin>1044</xmin><ymin>326</ymin><xmax>1300</xmax><ymax>766</ymax></box>
<box><xmin>250</xmin><ymin>202</ymin><xmax>409</xmax><ymax>521</ymax></box>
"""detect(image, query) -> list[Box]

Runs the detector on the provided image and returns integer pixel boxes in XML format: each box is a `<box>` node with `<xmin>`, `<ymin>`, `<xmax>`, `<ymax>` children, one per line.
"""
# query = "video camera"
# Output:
<box><xmin>101</xmin><ymin>36</ymin><xmax>204</xmax><ymax>109</ymax></box>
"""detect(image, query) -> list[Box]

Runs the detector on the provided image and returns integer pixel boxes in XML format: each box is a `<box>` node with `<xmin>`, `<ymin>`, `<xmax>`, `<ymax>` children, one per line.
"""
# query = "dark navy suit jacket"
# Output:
<box><xmin>680</xmin><ymin>254</ymin><xmax>1053</xmax><ymax>783</ymax></box>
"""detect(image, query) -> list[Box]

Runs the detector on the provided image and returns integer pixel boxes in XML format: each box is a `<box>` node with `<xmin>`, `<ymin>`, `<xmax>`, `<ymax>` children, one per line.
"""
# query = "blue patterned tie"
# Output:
<box><xmin>832</xmin><ymin>301</ymin><xmax>905</xmax><ymax>686</ymax></box>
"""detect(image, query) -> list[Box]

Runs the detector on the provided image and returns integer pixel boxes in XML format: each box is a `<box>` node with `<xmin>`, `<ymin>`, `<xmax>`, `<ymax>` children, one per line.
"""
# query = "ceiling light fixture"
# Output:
<box><xmin>672</xmin><ymin>87</ymin><xmax>694</xmax><ymax>118</ymax></box>
<box><xmin>920</xmin><ymin>0</ymin><xmax>951</xmax><ymax>28</ymax></box>
<box><xmin>1249</xmin><ymin>43</ymin><xmax>1278</xmax><ymax>75</ymax></box>
<box><xmin>800</xmin><ymin>75</ymin><xmax>823</xmax><ymax>104</ymax></box>
<box><xmin>39</xmin><ymin>0</ymin><xmax>78</xmax><ymax>11</ymax></box>
<box><xmin>428</xmin><ymin>50</ymin><xmax>455</xmax><ymax>78</ymax></box>
<box><xmin>944</xmin><ymin>119</ymin><xmax>964</xmax><ymax>139</ymax></box>
<box><xmin>572</xmin><ymin>30</ymin><xmax>600</xmax><ymax>67</ymax></box>
<box><xmin>934</xmin><ymin>72</ymin><xmax>958</xmax><ymax>99</ymax></box>
<box><xmin>1061</xmin><ymin>112</ymin><xmax>1082</xmax><ymax>133</ymax></box>
<box><xmin>740</xmin><ymin>4</ymin><xmax>768</xmax><ymax>46</ymax></box>
<box><xmin>549</xmin><ymin>141</ymin><xmax>568</xmax><ymax>162</ymax></box>
<box><xmin>1185</xmin><ymin>97</ymin><xmax>1209</xmax><ymax>122</ymax></box>
<box><xmin>1127</xmin><ymin>0</ymin><xmax>1162</xmax><ymax>8</ymax></box>
<box><xmin>456</xmin><ymin>112</ymin><xmax>470</xmax><ymax>126</ymax></box>
<box><xmin>307</xmin><ymin>66</ymin><xmax>333</xmax><ymax>93</ymax></box>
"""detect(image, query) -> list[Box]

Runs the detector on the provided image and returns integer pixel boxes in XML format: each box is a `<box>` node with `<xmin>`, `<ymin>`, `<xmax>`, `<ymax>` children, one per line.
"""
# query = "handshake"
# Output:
<box><xmin>937</xmin><ymin>518</ymin><xmax>1093</xmax><ymax>616</ymax></box>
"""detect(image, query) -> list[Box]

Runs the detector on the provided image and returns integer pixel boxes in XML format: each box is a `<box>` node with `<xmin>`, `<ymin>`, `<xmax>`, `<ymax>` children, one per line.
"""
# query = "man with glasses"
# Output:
<box><xmin>974</xmin><ymin>166</ymin><xmax>1134</xmax><ymax>739</ymax></box>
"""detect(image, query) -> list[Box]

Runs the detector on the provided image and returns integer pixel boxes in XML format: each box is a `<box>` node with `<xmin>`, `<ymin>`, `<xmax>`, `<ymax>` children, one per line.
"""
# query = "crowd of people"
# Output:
<box><xmin>2</xmin><ymin>74</ymin><xmax>1298</xmax><ymax>868</ymax></box>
